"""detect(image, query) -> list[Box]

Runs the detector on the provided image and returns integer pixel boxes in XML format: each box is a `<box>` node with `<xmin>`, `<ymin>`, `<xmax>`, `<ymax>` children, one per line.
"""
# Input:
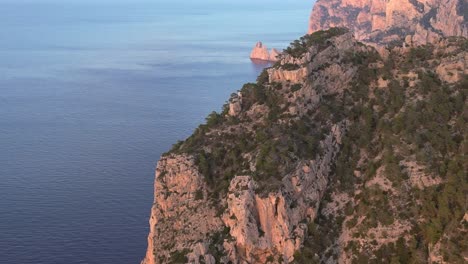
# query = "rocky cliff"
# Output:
<box><xmin>142</xmin><ymin>25</ymin><xmax>467</xmax><ymax>263</ymax></box>
<box><xmin>308</xmin><ymin>0</ymin><xmax>468</xmax><ymax>45</ymax></box>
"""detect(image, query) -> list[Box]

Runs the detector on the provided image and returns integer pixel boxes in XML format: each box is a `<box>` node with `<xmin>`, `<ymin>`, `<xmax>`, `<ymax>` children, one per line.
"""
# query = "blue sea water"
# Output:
<box><xmin>0</xmin><ymin>0</ymin><xmax>313</xmax><ymax>263</ymax></box>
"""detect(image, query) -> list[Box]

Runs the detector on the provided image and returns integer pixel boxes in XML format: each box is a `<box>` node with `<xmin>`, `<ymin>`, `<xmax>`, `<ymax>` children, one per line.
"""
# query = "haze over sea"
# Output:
<box><xmin>0</xmin><ymin>0</ymin><xmax>312</xmax><ymax>263</ymax></box>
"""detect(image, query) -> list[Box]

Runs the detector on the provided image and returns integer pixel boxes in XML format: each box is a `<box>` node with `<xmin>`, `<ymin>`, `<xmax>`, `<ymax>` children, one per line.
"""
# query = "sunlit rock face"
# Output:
<box><xmin>269</xmin><ymin>48</ymin><xmax>281</xmax><ymax>61</ymax></box>
<box><xmin>308</xmin><ymin>0</ymin><xmax>467</xmax><ymax>45</ymax></box>
<box><xmin>141</xmin><ymin>155</ymin><xmax>224</xmax><ymax>264</ymax></box>
<box><xmin>250</xmin><ymin>42</ymin><xmax>270</xmax><ymax>61</ymax></box>
<box><xmin>250</xmin><ymin>42</ymin><xmax>281</xmax><ymax>62</ymax></box>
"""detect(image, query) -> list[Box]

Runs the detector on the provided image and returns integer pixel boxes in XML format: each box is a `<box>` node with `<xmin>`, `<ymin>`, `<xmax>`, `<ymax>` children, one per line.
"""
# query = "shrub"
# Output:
<box><xmin>194</xmin><ymin>189</ymin><xmax>204</xmax><ymax>200</ymax></box>
<box><xmin>291</xmin><ymin>83</ymin><xmax>303</xmax><ymax>92</ymax></box>
<box><xmin>281</xmin><ymin>63</ymin><xmax>300</xmax><ymax>70</ymax></box>
<box><xmin>170</xmin><ymin>249</ymin><xmax>189</xmax><ymax>263</ymax></box>
<box><xmin>284</xmin><ymin>27</ymin><xmax>349</xmax><ymax>58</ymax></box>
<box><xmin>257</xmin><ymin>69</ymin><xmax>270</xmax><ymax>84</ymax></box>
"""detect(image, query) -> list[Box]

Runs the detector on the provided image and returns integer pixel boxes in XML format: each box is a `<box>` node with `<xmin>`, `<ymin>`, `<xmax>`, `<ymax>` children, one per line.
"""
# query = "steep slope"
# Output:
<box><xmin>142</xmin><ymin>28</ymin><xmax>467</xmax><ymax>263</ymax></box>
<box><xmin>308</xmin><ymin>0</ymin><xmax>468</xmax><ymax>45</ymax></box>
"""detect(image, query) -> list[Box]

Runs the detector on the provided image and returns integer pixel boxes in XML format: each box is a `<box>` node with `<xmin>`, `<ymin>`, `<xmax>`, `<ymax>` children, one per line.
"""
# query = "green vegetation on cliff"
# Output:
<box><xmin>169</xmin><ymin>29</ymin><xmax>355</xmax><ymax>196</ymax></box>
<box><xmin>284</xmin><ymin>27</ymin><xmax>349</xmax><ymax>58</ymax></box>
<box><xmin>295</xmin><ymin>40</ymin><xmax>467</xmax><ymax>264</ymax></box>
<box><xmin>164</xmin><ymin>29</ymin><xmax>467</xmax><ymax>263</ymax></box>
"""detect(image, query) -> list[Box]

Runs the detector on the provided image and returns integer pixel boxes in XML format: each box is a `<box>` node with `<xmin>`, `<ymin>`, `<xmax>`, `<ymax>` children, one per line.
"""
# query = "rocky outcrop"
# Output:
<box><xmin>270</xmin><ymin>48</ymin><xmax>281</xmax><ymax>61</ymax></box>
<box><xmin>269</xmin><ymin>67</ymin><xmax>308</xmax><ymax>83</ymax></box>
<box><xmin>141</xmin><ymin>155</ymin><xmax>224</xmax><ymax>264</ymax></box>
<box><xmin>250</xmin><ymin>42</ymin><xmax>282</xmax><ymax>62</ymax></box>
<box><xmin>268</xmin><ymin>32</ymin><xmax>360</xmax><ymax>85</ymax></box>
<box><xmin>435</xmin><ymin>47</ymin><xmax>468</xmax><ymax>83</ymax></box>
<box><xmin>222</xmin><ymin>122</ymin><xmax>346</xmax><ymax>263</ymax></box>
<box><xmin>229</xmin><ymin>92</ymin><xmax>243</xmax><ymax>117</ymax></box>
<box><xmin>308</xmin><ymin>0</ymin><xmax>468</xmax><ymax>45</ymax></box>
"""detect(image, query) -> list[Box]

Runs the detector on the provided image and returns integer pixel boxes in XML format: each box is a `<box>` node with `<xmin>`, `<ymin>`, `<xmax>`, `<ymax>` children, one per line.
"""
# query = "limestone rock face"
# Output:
<box><xmin>142</xmin><ymin>122</ymin><xmax>347</xmax><ymax>264</ymax></box>
<box><xmin>308</xmin><ymin>0</ymin><xmax>468</xmax><ymax>45</ymax></box>
<box><xmin>222</xmin><ymin>122</ymin><xmax>346</xmax><ymax>263</ymax></box>
<box><xmin>435</xmin><ymin>47</ymin><xmax>468</xmax><ymax>83</ymax></box>
<box><xmin>269</xmin><ymin>67</ymin><xmax>309</xmax><ymax>83</ymax></box>
<box><xmin>228</xmin><ymin>92</ymin><xmax>243</xmax><ymax>117</ymax></box>
<box><xmin>268</xmin><ymin>32</ymin><xmax>360</xmax><ymax>85</ymax></box>
<box><xmin>141</xmin><ymin>155</ymin><xmax>224</xmax><ymax>264</ymax></box>
<box><xmin>250</xmin><ymin>42</ymin><xmax>282</xmax><ymax>62</ymax></box>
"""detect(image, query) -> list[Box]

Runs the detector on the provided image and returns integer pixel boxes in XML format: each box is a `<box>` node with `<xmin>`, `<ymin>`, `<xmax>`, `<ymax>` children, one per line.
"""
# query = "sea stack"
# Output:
<box><xmin>249</xmin><ymin>41</ymin><xmax>280</xmax><ymax>62</ymax></box>
<box><xmin>269</xmin><ymin>48</ymin><xmax>281</xmax><ymax>61</ymax></box>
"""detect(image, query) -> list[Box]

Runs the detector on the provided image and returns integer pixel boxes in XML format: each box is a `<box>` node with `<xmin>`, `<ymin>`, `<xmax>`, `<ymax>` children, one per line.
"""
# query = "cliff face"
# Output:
<box><xmin>143</xmin><ymin>30</ymin><xmax>364</xmax><ymax>264</ymax></box>
<box><xmin>141</xmin><ymin>155</ymin><xmax>224</xmax><ymax>264</ymax></box>
<box><xmin>222</xmin><ymin>121</ymin><xmax>346</xmax><ymax>263</ymax></box>
<box><xmin>143</xmin><ymin>2</ymin><xmax>468</xmax><ymax>263</ymax></box>
<box><xmin>142</xmin><ymin>25</ymin><xmax>467</xmax><ymax>263</ymax></box>
<box><xmin>308</xmin><ymin>0</ymin><xmax>468</xmax><ymax>45</ymax></box>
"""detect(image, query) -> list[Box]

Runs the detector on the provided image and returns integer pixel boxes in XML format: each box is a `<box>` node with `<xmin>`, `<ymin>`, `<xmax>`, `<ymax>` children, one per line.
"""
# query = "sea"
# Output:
<box><xmin>0</xmin><ymin>0</ymin><xmax>312</xmax><ymax>263</ymax></box>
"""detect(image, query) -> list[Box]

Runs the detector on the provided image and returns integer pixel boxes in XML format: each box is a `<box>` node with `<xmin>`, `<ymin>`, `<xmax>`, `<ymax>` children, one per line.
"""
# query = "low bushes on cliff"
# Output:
<box><xmin>294</xmin><ymin>40</ymin><xmax>467</xmax><ymax>263</ymax></box>
<box><xmin>284</xmin><ymin>27</ymin><xmax>349</xmax><ymax>58</ymax></box>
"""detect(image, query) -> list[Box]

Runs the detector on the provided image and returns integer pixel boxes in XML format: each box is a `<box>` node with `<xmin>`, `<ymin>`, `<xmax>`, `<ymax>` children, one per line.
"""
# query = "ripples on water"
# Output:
<box><xmin>0</xmin><ymin>0</ymin><xmax>312</xmax><ymax>263</ymax></box>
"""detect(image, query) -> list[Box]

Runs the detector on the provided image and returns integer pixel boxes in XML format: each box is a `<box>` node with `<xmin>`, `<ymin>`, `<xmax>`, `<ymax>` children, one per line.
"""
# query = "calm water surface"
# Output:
<box><xmin>0</xmin><ymin>0</ymin><xmax>312</xmax><ymax>263</ymax></box>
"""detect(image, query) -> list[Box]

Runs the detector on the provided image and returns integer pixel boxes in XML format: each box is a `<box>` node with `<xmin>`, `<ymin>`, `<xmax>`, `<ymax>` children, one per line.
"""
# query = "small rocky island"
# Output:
<box><xmin>250</xmin><ymin>41</ymin><xmax>281</xmax><ymax>62</ymax></box>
